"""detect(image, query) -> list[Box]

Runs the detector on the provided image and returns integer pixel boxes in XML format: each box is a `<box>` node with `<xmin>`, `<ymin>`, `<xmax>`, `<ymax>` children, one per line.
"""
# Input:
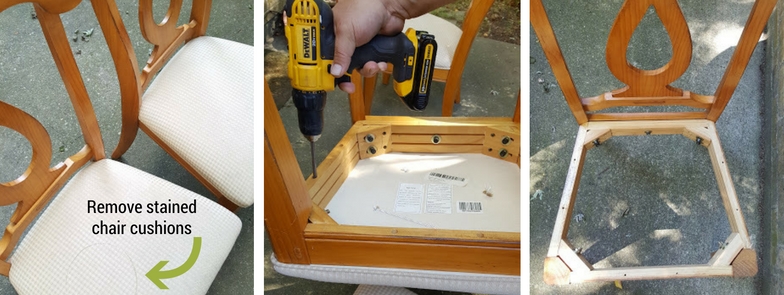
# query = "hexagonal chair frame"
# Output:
<box><xmin>530</xmin><ymin>0</ymin><xmax>774</xmax><ymax>284</ymax></box>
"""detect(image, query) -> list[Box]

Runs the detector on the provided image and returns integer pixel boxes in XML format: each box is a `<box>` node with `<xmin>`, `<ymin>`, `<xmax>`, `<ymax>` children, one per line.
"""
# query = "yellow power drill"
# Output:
<box><xmin>284</xmin><ymin>0</ymin><xmax>437</xmax><ymax>178</ymax></box>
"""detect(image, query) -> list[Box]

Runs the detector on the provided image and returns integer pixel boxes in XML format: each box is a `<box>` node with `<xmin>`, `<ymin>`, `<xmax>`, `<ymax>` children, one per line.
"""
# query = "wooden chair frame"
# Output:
<box><xmin>265</xmin><ymin>80</ymin><xmax>522</xmax><ymax>276</ymax></box>
<box><xmin>355</xmin><ymin>0</ymin><xmax>495</xmax><ymax>119</ymax></box>
<box><xmin>531</xmin><ymin>0</ymin><xmax>774</xmax><ymax>284</ymax></box>
<box><xmin>0</xmin><ymin>0</ymin><xmax>141</xmax><ymax>276</ymax></box>
<box><xmin>100</xmin><ymin>0</ymin><xmax>244</xmax><ymax>210</ymax></box>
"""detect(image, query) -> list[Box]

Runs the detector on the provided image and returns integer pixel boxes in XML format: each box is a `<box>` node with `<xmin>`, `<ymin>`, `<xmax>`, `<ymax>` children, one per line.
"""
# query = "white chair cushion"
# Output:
<box><xmin>9</xmin><ymin>159</ymin><xmax>241</xmax><ymax>294</ymax></box>
<box><xmin>140</xmin><ymin>36</ymin><xmax>254</xmax><ymax>207</ymax></box>
<box><xmin>404</xmin><ymin>13</ymin><xmax>463</xmax><ymax>70</ymax></box>
<box><xmin>271</xmin><ymin>254</ymin><xmax>520</xmax><ymax>295</ymax></box>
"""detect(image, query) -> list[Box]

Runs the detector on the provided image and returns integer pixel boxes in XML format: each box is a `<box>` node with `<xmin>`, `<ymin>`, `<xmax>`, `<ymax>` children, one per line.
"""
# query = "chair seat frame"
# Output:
<box><xmin>531</xmin><ymin>0</ymin><xmax>774</xmax><ymax>284</ymax></box>
<box><xmin>264</xmin><ymin>81</ymin><xmax>522</xmax><ymax>276</ymax></box>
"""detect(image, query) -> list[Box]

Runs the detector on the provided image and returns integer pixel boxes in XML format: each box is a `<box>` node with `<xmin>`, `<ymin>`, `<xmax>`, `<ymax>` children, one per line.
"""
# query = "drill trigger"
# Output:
<box><xmin>334</xmin><ymin>73</ymin><xmax>351</xmax><ymax>86</ymax></box>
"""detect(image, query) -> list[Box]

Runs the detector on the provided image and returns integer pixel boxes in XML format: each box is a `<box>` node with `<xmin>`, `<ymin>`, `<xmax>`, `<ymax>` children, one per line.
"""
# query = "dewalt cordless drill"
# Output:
<box><xmin>284</xmin><ymin>0</ymin><xmax>437</xmax><ymax>178</ymax></box>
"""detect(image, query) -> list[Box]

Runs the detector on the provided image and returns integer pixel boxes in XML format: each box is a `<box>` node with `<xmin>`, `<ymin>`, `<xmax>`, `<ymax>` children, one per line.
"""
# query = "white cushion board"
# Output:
<box><xmin>272</xmin><ymin>254</ymin><xmax>520</xmax><ymax>295</ymax></box>
<box><xmin>325</xmin><ymin>153</ymin><xmax>520</xmax><ymax>232</ymax></box>
<box><xmin>140</xmin><ymin>36</ymin><xmax>254</xmax><ymax>207</ymax></box>
<box><xmin>9</xmin><ymin>159</ymin><xmax>241</xmax><ymax>295</ymax></box>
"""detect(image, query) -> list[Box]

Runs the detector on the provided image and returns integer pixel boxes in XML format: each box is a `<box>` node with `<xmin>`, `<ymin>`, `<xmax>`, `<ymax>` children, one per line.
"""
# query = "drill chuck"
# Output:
<box><xmin>292</xmin><ymin>88</ymin><xmax>326</xmax><ymax>142</ymax></box>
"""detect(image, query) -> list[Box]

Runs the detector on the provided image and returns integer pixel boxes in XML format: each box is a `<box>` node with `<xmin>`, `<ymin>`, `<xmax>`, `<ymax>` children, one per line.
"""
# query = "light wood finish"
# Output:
<box><xmin>264</xmin><ymin>90</ymin><xmax>521</xmax><ymax>275</ymax></box>
<box><xmin>308</xmin><ymin>202</ymin><xmax>337</xmax><ymax>225</ymax></box>
<box><xmin>264</xmin><ymin>80</ymin><xmax>312</xmax><ymax>264</ymax></box>
<box><xmin>533</xmin><ymin>0</ymin><xmax>771</xmax><ymax>284</ymax></box>
<box><xmin>112</xmin><ymin>0</ymin><xmax>210</xmax><ymax>158</ymax></box>
<box><xmin>531</xmin><ymin>0</ymin><xmax>775</xmax><ymax>123</ymax></box>
<box><xmin>349</xmin><ymin>70</ymin><xmax>367</xmax><ymax>124</ymax></box>
<box><xmin>361</xmin><ymin>0</ymin><xmax>495</xmax><ymax>117</ymax></box>
<box><xmin>355</xmin><ymin>125</ymin><xmax>392</xmax><ymax>159</ymax></box>
<box><xmin>482</xmin><ymin>126</ymin><xmax>521</xmax><ymax>163</ymax></box>
<box><xmin>530</xmin><ymin>0</ymin><xmax>587</xmax><ymax>124</ymax></box>
<box><xmin>0</xmin><ymin>0</ymin><xmax>126</xmax><ymax>276</ymax></box>
<box><xmin>100</xmin><ymin>0</ymin><xmax>245</xmax><ymax>209</ymax></box>
<box><xmin>91</xmin><ymin>0</ymin><xmax>142</xmax><ymax>161</ymax></box>
<box><xmin>545</xmin><ymin>119</ymin><xmax>757</xmax><ymax>284</ymax></box>
<box><xmin>513</xmin><ymin>90</ymin><xmax>521</xmax><ymax>123</ymax></box>
<box><xmin>570</xmin><ymin>265</ymin><xmax>733</xmax><ymax>282</ymax></box>
<box><xmin>304</xmin><ymin>224</ymin><xmax>519</xmax><ymax>275</ymax></box>
<box><xmin>707</xmin><ymin>0</ymin><xmax>777</xmax><ymax>121</ymax></box>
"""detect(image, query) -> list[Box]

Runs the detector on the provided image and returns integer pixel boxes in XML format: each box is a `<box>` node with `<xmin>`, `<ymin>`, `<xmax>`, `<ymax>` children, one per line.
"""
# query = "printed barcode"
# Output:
<box><xmin>458</xmin><ymin>201</ymin><xmax>482</xmax><ymax>213</ymax></box>
<box><xmin>430</xmin><ymin>172</ymin><xmax>465</xmax><ymax>182</ymax></box>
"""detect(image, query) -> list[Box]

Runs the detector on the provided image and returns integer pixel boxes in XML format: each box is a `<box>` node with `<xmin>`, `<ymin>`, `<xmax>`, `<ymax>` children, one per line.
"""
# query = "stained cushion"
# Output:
<box><xmin>9</xmin><ymin>159</ymin><xmax>241</xmax><ymax>294</ymax></box>
<box><xmin>272</xmin><ymin>254</ymin><xmax>520</xmax><ymax>295</ymax></box>
<box><xmin>139</xmin><ymin>36</ymin><xmax>254</xmax><ymax>207</ymax></box>
<box><xmin>404</xmin><ymin>13</ymin><xmax>464</xmax><ymax>70</ymax></box>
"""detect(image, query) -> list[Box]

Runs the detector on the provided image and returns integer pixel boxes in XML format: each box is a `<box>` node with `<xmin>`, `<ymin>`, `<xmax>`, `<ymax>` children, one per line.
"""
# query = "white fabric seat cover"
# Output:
<box><xmin>9</xmin><ymin>159</ymin><xmax>241</xmax><ymax>294</ymax></box>
<box><xmin>140</xmin><ymin>36</ymin><xmax>254</xmax><ymax>207</ymax></box>
<box><xmin>404</xmin><ymin>13</ymin><xmax>464</xmax><ymax>70</ymax></box>
<box><xmin>272</xmin><ymin>254</ymin><xmax>520</xmax><ymax>295</ymax></box>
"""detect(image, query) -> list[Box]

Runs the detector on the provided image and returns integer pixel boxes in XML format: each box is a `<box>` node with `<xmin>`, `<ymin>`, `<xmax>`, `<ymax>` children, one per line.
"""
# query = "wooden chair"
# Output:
<box><xmin>352</xmin><ymin>0</ymin><xmax>495</xmax><ymax>119</ymax></box>
<box><xmin>265</xmin><ymin>77</ymin><xmax>522</xmax><ymax>294</ymax></box>
<box><xmin>107</xmin><ymin>0</ymin><xmax>254</xmax><ymax>210</ymax></box>
<box><xmin>531</xmin><ymin>0</ymin><xmax>774</xmax><ymax>284</ymax></box>
<box><xmin>0</xmin><ymin>1</ymin><xmax>240</xmax><ymax>293</ymax></box>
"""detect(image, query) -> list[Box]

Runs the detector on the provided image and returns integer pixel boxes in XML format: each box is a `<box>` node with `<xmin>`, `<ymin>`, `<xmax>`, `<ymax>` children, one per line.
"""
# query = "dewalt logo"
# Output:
<box><xmin>302</xmin><ymin>27</ymin><xmax>311</xmax><ymax>59</ymax></box>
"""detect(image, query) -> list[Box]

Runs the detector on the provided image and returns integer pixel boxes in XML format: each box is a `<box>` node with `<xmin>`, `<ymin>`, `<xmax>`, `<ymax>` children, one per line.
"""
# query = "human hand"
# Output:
<box><xmin>330</xmin><ymin>0</ymin><xmax>404</xmax><ymax>93</ymax></box>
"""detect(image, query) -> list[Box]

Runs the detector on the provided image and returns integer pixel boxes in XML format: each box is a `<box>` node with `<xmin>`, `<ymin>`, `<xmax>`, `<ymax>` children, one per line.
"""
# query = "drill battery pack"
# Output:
<box><xmin>403</xmin><ymin>32</ymin><xmax>437</xmax><ymax>111</ymax></box>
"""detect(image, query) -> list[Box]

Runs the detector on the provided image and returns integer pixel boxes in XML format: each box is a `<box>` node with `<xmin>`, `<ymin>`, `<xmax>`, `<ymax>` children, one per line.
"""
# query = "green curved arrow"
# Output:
<box><xmin>146</xmin><ymin>236</ymin><xmax>202</xmax><ymax>289</ymax></box>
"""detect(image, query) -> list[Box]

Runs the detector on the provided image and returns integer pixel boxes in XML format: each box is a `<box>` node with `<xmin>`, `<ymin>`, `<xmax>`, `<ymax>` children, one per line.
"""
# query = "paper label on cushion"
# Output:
<box><xmin>394</xmin><ymin>183</ymin><xmax>424</xmax><ymax>213</ymax></box>
<box><xmin>425</xmin><ymin>183</ymin><xmax>452</xmax><ymax>214</ymax></box>
<box><xmin>426</xmin><ymin>172</ymin><xmax>468</xmax><ymax>186</ymax></box>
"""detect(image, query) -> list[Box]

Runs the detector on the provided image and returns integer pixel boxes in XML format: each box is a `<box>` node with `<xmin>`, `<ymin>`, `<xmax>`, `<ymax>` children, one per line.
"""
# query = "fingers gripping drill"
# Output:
<box><xmin>284</xmin><ymin>0</ymin><xmax>437</xmax><ymax>178</ymax></box>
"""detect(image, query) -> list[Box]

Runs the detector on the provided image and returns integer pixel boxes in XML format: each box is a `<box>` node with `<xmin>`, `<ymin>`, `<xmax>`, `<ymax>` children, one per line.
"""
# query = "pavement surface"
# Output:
<box><xmin>530</xmin><ymin>0</ymin><xmax>767</xmax><ymax>294</ymax></box>
<box><xmin>0</xmin><ymin>1</ymin><xmax>253</xmax><ymax>294</ymax></box>
<box><xmin>263</xmin><ymin>8</ymin><xmax>521</xmax><ymax>295</ymax></box>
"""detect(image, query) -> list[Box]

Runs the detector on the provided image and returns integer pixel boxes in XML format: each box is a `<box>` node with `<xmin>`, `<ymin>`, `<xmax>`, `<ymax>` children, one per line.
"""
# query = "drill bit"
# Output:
<box><xmin>310</xmin><ymin>140</ymin><xmax>318</xmax><ymax>178</ymax></box>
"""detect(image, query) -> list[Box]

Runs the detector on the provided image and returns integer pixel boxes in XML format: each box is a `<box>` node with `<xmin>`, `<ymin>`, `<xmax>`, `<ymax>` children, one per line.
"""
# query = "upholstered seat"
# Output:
<box><xmin>140</xmin><ymin>36</ymin><xmax>254</xmax><ymax>208</ymax></box>
<box><xmin>271</xmin><ymin>255</ymin><xmax>520</xmax><ymax>295</ymax></box>
<box><xmin>9</xmin><ymin>159</ymin><xmax>241</xmax><ymax>294</ymax></box>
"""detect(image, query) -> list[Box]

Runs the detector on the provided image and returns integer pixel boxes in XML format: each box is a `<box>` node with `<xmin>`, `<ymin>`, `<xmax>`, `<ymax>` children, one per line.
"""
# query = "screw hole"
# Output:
<box><xmin>490</xmin><ymin>133</ymin><xmax>496</xmax><ymax>137</ymax></box>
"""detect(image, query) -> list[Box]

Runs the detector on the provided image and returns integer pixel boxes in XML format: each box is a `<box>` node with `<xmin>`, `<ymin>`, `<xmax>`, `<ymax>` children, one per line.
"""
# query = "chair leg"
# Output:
<box><xmin>382</xmin><ymin>72</ymin><xmax>391</xmax><ymax>85</ymax></box>
<box><xmin>442</xmin><ymin>81</ymin><xmax>459</xmax><ymax>116</ymax></box>
<box><xmin>363</xmin><ymin>75</ymin><xmax>377</xmax><ymax>115</ymax></box>
<box><xmin>348</xmin><ymin>70</ymin><xmax>366</xmax><ymax>123</ymax></box>
<box><xmin>454</xmin><ymin>87</ymin><xmax>461</xmax><ymax>104</ymax></box>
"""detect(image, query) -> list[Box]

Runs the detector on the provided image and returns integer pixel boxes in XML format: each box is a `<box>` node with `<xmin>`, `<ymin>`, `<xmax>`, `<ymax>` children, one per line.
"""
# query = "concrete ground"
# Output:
<box><xmin>530</xmin><ymin>0</ymin><xmax>768</xmax><ymax>294</ymax></box>
<box><xmin>263</xmin><ymin>10</ymin><xmax>521</xmax><ymax>295</ymax></box>
<box><xmin>0</xmin><ymin>1</ymin><xmax>253</xmax><ymax>294</ymax></box>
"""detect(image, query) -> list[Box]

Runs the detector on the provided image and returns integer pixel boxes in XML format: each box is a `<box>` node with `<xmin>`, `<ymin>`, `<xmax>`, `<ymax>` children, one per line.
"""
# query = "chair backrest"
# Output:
<box><xmin>445</xmin><ymin>0</ymin><xmax>493</xmax><ymax>79</ymax></box>
<box><xmin>91</xmin><ymin>0</ymin><xmax>213</xmax><ymax>158</ymax></box>
<box><xmin>0</xmin><ymin>0</ymin><xmax>111</xmax><ymax>274</ymax></box>
<box><xmin>531</xmin><ymin>0</ymin><xmax>776</xmax><ymax>124</ymax></box>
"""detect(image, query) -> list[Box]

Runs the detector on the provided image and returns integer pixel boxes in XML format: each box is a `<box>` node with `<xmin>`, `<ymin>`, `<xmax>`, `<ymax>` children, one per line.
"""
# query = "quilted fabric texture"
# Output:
<box><xmin>354</xmin><ymin>285</ymin><xmax>417</xmax><ymax>295</ymax></box>
<box><xmin>271</xmin><ymin>254</ymin><xmax>520</xmax><ymax>295</ymax></box>
<box><xmin>140</xmin><ymin>36</ymin><xmax>254</xmax><ymax>207</ymax></box>
<box><xmin>9</xmin><ymin>160</ymin><xmax>241</xmax><ymax>295</ymax></box>
<box><xmin>404</xmin><ymin>13</ymin><xmax>463</xmax><ymax>70</ymax></box>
